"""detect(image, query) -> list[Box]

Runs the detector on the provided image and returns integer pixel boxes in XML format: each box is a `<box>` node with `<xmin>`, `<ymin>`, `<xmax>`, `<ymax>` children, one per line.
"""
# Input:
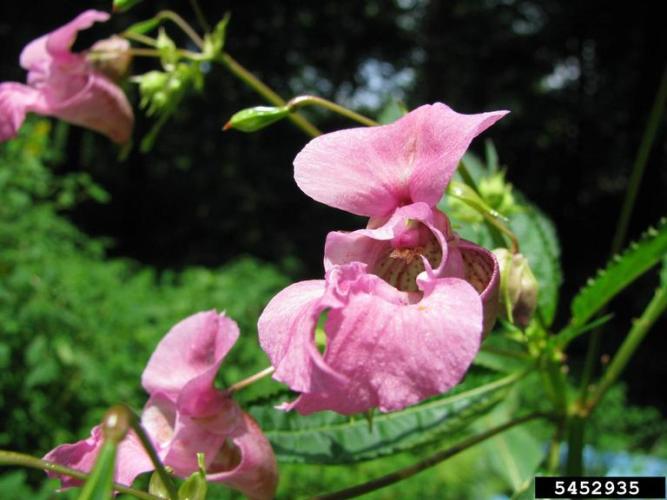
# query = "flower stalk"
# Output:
<box><xmin>0</xmin><ymin>450</ymin><xmax>159</xmax><ymax>500</ymax></box>
<box><xmin>286</xmin><ymin>95</ymin><xmax>379</xmax><ymax>127</ymax></box>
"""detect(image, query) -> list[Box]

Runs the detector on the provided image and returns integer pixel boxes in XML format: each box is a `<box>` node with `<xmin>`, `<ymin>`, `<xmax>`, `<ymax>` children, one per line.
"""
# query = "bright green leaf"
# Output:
<box><xmin>125</xmin><ymin>18</ymin><xmax>162</xmax><ymax>35</ymax></box>
<box><xmin>249</xmin><ymin>372</ymin><xmax>519</xmax><ymax>464</ymax></box>
<box><xmin>570</xmin><ymin>218</ymin><xmax>667</xmax><ymax>327</ymax></box>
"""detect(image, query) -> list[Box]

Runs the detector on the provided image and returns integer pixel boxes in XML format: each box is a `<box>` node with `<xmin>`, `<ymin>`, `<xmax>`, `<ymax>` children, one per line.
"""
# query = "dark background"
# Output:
<box><xmin>1</xmin><ymin>1</ymin><xmax>666</xmax><ymax>410</ymax></box>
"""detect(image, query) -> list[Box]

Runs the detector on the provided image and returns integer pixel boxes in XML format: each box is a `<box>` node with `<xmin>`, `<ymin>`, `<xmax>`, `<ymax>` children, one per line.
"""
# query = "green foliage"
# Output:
<box><xmin>570</xmin><ymin>218</ymin><xmax>667</xmax><ymax>327</ymax></box>
<box><xmin>0</xmin><ymin>120</ymin><xmax>288</xmax><ymax>459</ymax></box>
<box><xmin>441</xmin><ymin>152</ymin><xmax>563</xmax><ymax>327</ymax></box>
<box><xmin>249</xmin><ymin>370</ymin><xmax>515</xmax><ymax>464</ymax></box>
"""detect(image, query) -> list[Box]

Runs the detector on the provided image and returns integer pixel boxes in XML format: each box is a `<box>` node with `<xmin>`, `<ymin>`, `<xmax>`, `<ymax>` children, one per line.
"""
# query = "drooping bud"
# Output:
<box><xmin>493</xmin><ymin>248</ymin><xmax>538</xmax><ymax>328</ymax></box>
<box><xmin>87</xmin><ymin>36</ymin><xmax>132</xmax><ymax>81</ymax></box>
<box><xmin>224</xmin><ymin>106</ymin><xmax>290</xmax><ymax>132</ymax></box>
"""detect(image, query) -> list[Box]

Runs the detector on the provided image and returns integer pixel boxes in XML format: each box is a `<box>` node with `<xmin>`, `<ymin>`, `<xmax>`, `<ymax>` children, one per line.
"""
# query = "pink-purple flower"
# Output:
<box><xmin>0</xmin><ymin>10</ymin><xmax>133</xmax><ymax>144</ymax></box>
<box><xmin>259</xmin><ymin>103</ymin><xmax>507</xmax><ymax>415</ymax></box>
<box><xmin>45</xmin><ymin>311</ymin><xmax>278</xmax><ymax>500</ymax></box>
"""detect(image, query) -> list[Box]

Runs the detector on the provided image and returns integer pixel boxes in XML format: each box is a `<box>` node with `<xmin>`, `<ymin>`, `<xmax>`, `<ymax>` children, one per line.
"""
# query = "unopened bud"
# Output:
<box><xmin>224</xmin><ymin>106</ymin><xmax>289</xmax><ymax>132</ymax></box>
<box><xmin>478</xmin><ymin>170</ymin><xmax>519</xmax><ymax>216</ymax></box>
<box><xmin>88</xmin><ymin>36</ymin><xmax>132</xmax><ymax>81</ymax></box>
<box><xmin>493</xmin><ymin>249</ymin><xmax>538</xmax><ymax>328</ymax></box>
<box><xmin>101</xmin><ymin>404</ymin><xmax>132</xmax><ymax>443</ymax></box>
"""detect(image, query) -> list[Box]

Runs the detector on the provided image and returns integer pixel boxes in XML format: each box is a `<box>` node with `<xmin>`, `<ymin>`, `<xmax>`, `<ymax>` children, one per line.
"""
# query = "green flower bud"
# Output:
<box><xmin>223</xmin><ymin>106</ymin><xmax>290</xmax><ymax>132</ymax></box>
<box><xmin>493</xmin><ymin>248</ymin><xmax>539</xmax><ymax>328</ymax></box>
<box><xmin>478</xmin><ymin>170</ymin><xmax>519</xmax><ymax>215</ymax></box>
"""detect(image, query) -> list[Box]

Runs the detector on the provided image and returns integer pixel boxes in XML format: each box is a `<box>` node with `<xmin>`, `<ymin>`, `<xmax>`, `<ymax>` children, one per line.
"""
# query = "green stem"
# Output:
<box><xmin>546</xmin><ymin>419</ymin><xmax>565</xmax><ymax>474</ymax></box>
<box><xmin>565</xmin><ymin>415</ymin><xmax>585</xmax><ymax>475</ymax></box>
<box><xmin>580</xmin><ymin>65</ymin><xmax>667</xmax><ymax>395</ymax></box>
<box><xmin>456</xmin><ymin>163</ymin><xmax>518</xmax><ymax>251</ymax></box>
<box><xmin>189</xmin><ymin>0</ymin><xmax>211</xmax><ymax>33</ymax></box>
<box><xmin>223</xmin><ymin>366</ymin><xmax>275</xmax><ymax>395</ymax></box>
<box><xmin>587</xmin><ymin>284</ymin><xmax>667</xmax><ymax>412</ymax></box>
<box><xmin>287</xmin><ymin>95</ymin><xmax>379</xmax><ymax>127</ymax></box>
<box><xmin>157</xmin><ymin>10</ymin><xmax>205</xmax><ymax>49</ymax></box>
<box><xmin>216</xmin><ymin>53</ymin><xmax>321</xmax><ymax>138</ymax></box>
<box><xmin>311</xmin><ymin>412</ymin><xmax>549</xmax><ymax>500</ymax></box>
<box><xmin>571</xmin><ymin>65</ymin><xmax>667</xmax><ymax>472</ymax></box>
<box><xmin>127</xmin><ymin>407</ymin><xmax>179</xmax><ymax>500</ymax></box>
<box><xmin>122</xmin><ymin>31</ymin><xmax>159</xmax><ymax>47</ymax></box>
<box><xmin>0</xmin><ymin>450</ymin><xmax>159</xmax><ymax>500</ymax></box>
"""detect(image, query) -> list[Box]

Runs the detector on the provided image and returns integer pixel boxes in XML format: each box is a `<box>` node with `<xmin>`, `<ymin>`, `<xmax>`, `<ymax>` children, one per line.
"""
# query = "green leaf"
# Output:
<box><xmin>475</xmin><ymin>335</ymin><xmax>532</xmax><ymax>373</ymax></box>
<box><xmin>125</xmin><ymin>18</ymin><xmax>162</xmax><ymax>35</ymax></box>
<box><xmin>478</xmin><ymin>395</ymin><xmax>544</xmax><ymax>494</ymax></box>
<box><xmin>203</xmin><ymin>13</ymin><xmax>231</xmax><ymax>59</ymax></box>
<box><xmin>376</xmin><ymin>99</ymin><xmax>408</xmax><ymax>124</ymax></box>
<box><xmin>249</xmin><ymin>372</ymin><xmax>519</xmax><ymax>464</ymax></box>
<box><xmin>77</xmin><ymin>440</ymin><xmax>117</xmax><ymax>500</ymax></box>
<box><xmin>570</xmin><ymin>218</ymin><xmax>667</xmax><ymax>327</ymax></box>
<box><xmin>113</xmin><ymin>0</ymin><xmax>143</xmax><ymax>13</ymax></box>
<box><xmin>178</xmin><ymin>472</ymin><xmax>207</xmax><ymax>500</ymax></box>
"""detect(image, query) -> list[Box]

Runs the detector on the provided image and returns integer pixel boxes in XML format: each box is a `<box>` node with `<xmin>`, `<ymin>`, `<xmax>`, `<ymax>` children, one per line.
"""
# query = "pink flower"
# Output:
<box><xmin>0</xmin><ymin>10</ymin><xmax>133</xmax><ymax>143</ymax></box>
<box><xmin>45</xmin><ymin>311</ymin><xmax>278</xmax><ymax>500</ymax></box>
<box><xmin>259</xmin><ymin>103</ymin><xmax>507</xmax><ymax>415</ymax></box>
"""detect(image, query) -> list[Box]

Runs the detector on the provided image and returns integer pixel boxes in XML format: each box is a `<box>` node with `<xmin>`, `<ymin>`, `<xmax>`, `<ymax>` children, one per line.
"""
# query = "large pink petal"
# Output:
<box><xmin>258</xmin><ymin>280</ymin><xmax>346</xmax><ymax>393</ymax></box>
<box><xmin>207</xmin><ymin>412</ymin><xmax>278</xmax><ymax>500</ymax></box>
<box><xmin>294</xmin><ymin>103</ymin><xmax>508</xmax><ymax>217</ymax></box>
<box><xmin>43</xmin><ymin>426</ymin><xmax>153</xmax><ymax>488</ymax></box>
<box><xmin>47</xmin><ymin>72</ymin><xmax>134</xmax><ymax>144</ymax></box>
<box><xmin>0</xmin><ymin>83</ymin><xmax>47</xmax><ymax>141</ymax></box>
<box><xmin>20</xmin><ymin>10</ymin><xmax>110</xmax><ymax>70</ymax></box>
<box><xmin>287</xmin><ymin>265</ymin><xmax>484</xmax><ymax>414</ymax></box>
<box><xmin>142</xmin><ymin>311</ymin><xmax>239</xmax><ymax>404</ymax></box>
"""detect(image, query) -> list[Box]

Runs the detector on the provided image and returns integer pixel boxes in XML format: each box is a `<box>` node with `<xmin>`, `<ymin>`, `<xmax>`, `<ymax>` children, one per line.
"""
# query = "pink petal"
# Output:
<box><xmin>207</xmin><ymin>412</ymin><xmax>278</xmax><ymax>500</ymax></box>
<box><xmin>258</xmin><ymin>280</ymin><xmax>346</xmax><ymax>393</ymax></box>
<box><xmin>459</xmin><ymin>240</ymin><xmax>500</xmax><ymax>336</ymax></box>
<box><xmin>43</xmin><ymin>426</ymin><xmax>153</xmax><ymax>488</ymax></box>
<box><xmin>20</xmin><ymin>10</ymin><xmax>110</xmax><ymax>70</ymax></box>
<box><xmin>265</xmin><ymin>263</ymin><xmax>484</xmax><ymax>415</ymax></box>
<box><xmin>142</xmin><ymin>311</ymin><xmax>239</xmax><ymax>409</ymax></box>
<box><xmin>0</xmin><ymin>83</ymin><xmax>47</xmax><ymax>141</ymax></box>
<box><xmin>47</xmin><ymin>72</ymin><xmax>134</xmax><ymax>144</ymax></box>
<box><xmin>294</xmin><ymin>103</ymin><xmax>508</xmax><ymax>217</ymax></box>
<box><xmin>323</xmin><ymin>202</ymin><xmax>451</xmax><ymax>279</ymax></box>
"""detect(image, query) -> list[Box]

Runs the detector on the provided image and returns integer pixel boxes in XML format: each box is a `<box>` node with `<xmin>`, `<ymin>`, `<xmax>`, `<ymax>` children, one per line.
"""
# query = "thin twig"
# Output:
<box><xmin>0</xmin><ymin>450</ymin><xmax>159</xmax><ymax>500</ymax></box>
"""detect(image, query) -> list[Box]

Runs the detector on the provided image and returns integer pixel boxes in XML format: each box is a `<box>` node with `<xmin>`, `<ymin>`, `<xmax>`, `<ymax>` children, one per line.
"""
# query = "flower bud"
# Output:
<box><xmin>224</xmin><ymin>106</ymin><xmax>290</xmax><ymax>132</ymax></box>
<box><xmin>493</xmin><ymin>248</ymin><xmax>538</xmax><ymax>328</ymax></box>
<box><xmin>478</xmin><ymin>170</ymin><xmax>519</xmax><ymax>215</ymax></box>
<box><xmin>87</xmin><ymin>36</ymin><xmax>132</xmax><ymax>81</ymax></box>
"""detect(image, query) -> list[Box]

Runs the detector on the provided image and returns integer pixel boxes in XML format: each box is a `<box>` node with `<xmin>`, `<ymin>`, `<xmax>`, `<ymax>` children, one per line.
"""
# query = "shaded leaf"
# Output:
<box><xmin>570</xmin><ymin>218</ymin><xmax>667</xmax><ymax>326</ymax></box>
<box><xmin>249</xmin><ymin>372</ymin><xmax>520</xmax><ymax>464</ymax></box>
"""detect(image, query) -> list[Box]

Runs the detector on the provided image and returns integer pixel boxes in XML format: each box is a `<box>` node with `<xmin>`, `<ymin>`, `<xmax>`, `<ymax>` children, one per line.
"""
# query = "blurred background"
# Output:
<box><xmin>1</xmin><ymin>1</ymin><xmax>665</xmax><ymax>498</ymax></box>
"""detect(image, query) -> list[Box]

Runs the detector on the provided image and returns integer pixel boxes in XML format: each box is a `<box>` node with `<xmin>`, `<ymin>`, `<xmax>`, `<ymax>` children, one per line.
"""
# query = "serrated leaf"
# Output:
<box><xmin>475</xmin><ymin>335</ymin><xmax>532</xmax><ymax>373</ymax></box>
<box><xmin>570</xmin><ymin>218</ymin><xmax>667</xmax><ymax>326</ymax></box>
<box><xmin>249</xmin><ymin>372</ymin><xmax>520</xmax><ymax>464</ymax></box>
